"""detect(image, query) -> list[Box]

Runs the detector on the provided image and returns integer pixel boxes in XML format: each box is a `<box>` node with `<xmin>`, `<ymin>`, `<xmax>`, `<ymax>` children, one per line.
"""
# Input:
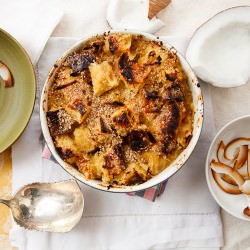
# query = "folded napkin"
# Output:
<box><xmin>0</xmin><ymin>0</ymin><xmax>63</xmax><ymax>64</ymax></box>
<box><xmin>10</xmin><ymin>36</ymin><xmax>223</xmax><ymax>250</ymax></box>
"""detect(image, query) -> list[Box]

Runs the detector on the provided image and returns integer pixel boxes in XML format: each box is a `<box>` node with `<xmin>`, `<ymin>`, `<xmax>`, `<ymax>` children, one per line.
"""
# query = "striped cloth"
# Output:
<box><xmin>42</xmin><ymin>144</ymin><xmax>168</xmax><ymax>201</ymax></box>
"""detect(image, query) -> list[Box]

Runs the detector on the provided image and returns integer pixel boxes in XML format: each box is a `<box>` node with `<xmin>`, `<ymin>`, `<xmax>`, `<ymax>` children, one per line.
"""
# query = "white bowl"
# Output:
<box><xmin>40</xmin><ymin>30</ymin><xmax>203</xmax><ymax>193</ymax></box>
<box><xmin>206</xmin><ymin>115</ymin><xmax>250</xmax><ymax>220</ymax></box>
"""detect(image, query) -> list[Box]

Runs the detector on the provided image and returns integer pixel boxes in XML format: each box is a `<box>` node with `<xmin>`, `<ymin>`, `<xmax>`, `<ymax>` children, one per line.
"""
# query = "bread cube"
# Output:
<box><xmin>66</xmin><ymin>98</ymin><xmax>90</xmax><ymax>124</ymax></box>
<box><xmin>142</xmin><ymin>151</ymin><xmax>170</xmax><ymax>175</ymax></box>
<box><xmin>54</xmin><ymin>134</ymin><xmax>78</xmax><ymax>164</ymax></box>
<box><xmin>73</xmin><ymin>126</ymin><xmax>96</xmax><ymax>153</ymax></box>
<box><xmin>89</xmin><ymin>61</ymin><xmax>119</xmax><ymax>96</ymax></box>
<box><xmin>104</xmin><ymin>34</ymin><xmax>132</xmax><ymax>53</ymax></box>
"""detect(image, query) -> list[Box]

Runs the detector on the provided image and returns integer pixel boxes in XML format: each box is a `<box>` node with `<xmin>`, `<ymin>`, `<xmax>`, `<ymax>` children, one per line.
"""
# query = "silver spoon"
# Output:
<box><xmin>0</xmin><ymin>179</ymin><xmax>84</xmax><ymax>232</ymax></box>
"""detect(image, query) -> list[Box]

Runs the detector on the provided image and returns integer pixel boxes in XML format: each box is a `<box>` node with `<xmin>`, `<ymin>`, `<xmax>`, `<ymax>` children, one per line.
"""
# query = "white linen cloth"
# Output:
<box><xmin>10</xmin><ymin>36</ymin><xmax>223</xmax><ymax>250</ymax></box>
<box><xmin>0</xmin><ymin>0</ymin><xmax>63</xmax><ymax>64</ymax></box>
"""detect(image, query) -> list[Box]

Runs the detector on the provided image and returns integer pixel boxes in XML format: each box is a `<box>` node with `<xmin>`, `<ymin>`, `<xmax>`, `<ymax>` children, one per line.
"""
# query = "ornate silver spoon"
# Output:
<box><xmin>0</xmin><ymin>179</ymin><xmax>84</xmax><ymax>232</ymax></box>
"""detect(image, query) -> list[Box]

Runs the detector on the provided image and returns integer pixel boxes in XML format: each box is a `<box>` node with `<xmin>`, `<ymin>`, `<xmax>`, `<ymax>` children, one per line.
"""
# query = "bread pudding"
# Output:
<box><xmin>46</xmin><ymin>33</ymin><xmax>194</xmax><ymax>186</ymax></box>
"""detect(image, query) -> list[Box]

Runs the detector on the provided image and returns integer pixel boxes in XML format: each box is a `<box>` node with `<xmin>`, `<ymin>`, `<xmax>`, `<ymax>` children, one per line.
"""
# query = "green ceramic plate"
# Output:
<box><xmin>0</xmin><ymin>29</ymin><xmax>36</xmax><ymax>153</ymax></box>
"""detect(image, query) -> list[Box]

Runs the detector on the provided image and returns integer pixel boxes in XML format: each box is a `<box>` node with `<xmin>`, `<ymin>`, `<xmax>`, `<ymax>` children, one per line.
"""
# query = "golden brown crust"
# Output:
<box><xmin>47</xmin><ymin>33</ymin><xmax>194</xmax><ymax>185</ymax></box>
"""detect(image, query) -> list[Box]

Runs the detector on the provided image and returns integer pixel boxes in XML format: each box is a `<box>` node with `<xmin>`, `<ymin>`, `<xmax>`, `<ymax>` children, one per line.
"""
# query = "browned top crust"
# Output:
<box><xmin>47</xmin><ymin>33</ymin><xmax>194</xmax><ymax>186</ymax></box>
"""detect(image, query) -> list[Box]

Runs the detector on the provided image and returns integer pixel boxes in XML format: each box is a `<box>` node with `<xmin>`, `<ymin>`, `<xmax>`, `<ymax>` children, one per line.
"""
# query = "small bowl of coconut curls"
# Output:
<box><xmin>206</xmin><ymin>115</ymin><xmax>250</xmax><ymax>220</ymax></box>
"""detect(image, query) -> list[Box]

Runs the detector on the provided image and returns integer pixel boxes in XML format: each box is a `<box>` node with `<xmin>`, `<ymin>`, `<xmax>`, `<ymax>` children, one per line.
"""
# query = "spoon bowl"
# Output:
<box><xmin>0</xmin><ymin>179</ymin><xmax>84</xmax><ymax>232</ymax></box>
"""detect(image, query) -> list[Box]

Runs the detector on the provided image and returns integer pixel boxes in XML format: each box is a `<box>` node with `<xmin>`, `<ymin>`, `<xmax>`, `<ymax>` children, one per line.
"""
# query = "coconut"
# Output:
<box><xmin>186</xmin><ymin>6</ymin><xmax>250</xmax><ymax>88</ymax></box>
<box><xmin>0</xmin><ymin>60</ymin><xmax>12</xmax><ymax>88</ymax></box>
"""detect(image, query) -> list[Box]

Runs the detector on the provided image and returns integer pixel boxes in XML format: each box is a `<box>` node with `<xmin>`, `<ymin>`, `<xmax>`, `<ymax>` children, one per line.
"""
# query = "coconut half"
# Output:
<box><xmin>186</xmin><ymin>6</ymin><xmax>250</xmax><ymax>88</ymax></box>
<box><xmin>106</xmin><ymin>0</ymin><xmax>165</xmax><ymax>34</ymax></box>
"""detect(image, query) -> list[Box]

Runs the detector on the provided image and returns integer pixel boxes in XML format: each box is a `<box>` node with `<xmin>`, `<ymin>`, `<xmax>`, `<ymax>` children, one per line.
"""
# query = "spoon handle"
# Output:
<box><xmin>0</xmin><ymin>198</ymin><xmax>11</xmax><ymax>208</ymax></box>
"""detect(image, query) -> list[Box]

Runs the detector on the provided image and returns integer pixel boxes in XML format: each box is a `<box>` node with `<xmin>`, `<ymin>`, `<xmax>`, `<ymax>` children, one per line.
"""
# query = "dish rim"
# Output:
<box><xmin>40</xmin><ymin>29</ymin><xmax>204</xmax><ymax>192</ymax></box>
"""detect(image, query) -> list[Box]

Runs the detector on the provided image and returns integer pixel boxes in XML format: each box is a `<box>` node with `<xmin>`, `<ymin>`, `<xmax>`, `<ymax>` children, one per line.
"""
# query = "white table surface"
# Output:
<box><xmin>50</xmin><ymin>0</ymin><xmax>250</xmax><ymax>250</ymax></box>
<box><xmin>6</xmin><ymin>0</ymin><xmax>250</xmax><ymax>249</ymax></box>
<box><xmin>51</xmin><ymin>1</ymin><xmax>250</xmax><ymax>249</ymax></box>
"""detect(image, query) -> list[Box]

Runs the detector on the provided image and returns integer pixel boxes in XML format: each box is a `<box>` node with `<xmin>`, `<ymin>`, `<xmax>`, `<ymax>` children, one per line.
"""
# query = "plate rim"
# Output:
<box><xmin>0</xmin><ymin>28</ymin><xmax>36</xmax><ymax>153</ymax></box>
